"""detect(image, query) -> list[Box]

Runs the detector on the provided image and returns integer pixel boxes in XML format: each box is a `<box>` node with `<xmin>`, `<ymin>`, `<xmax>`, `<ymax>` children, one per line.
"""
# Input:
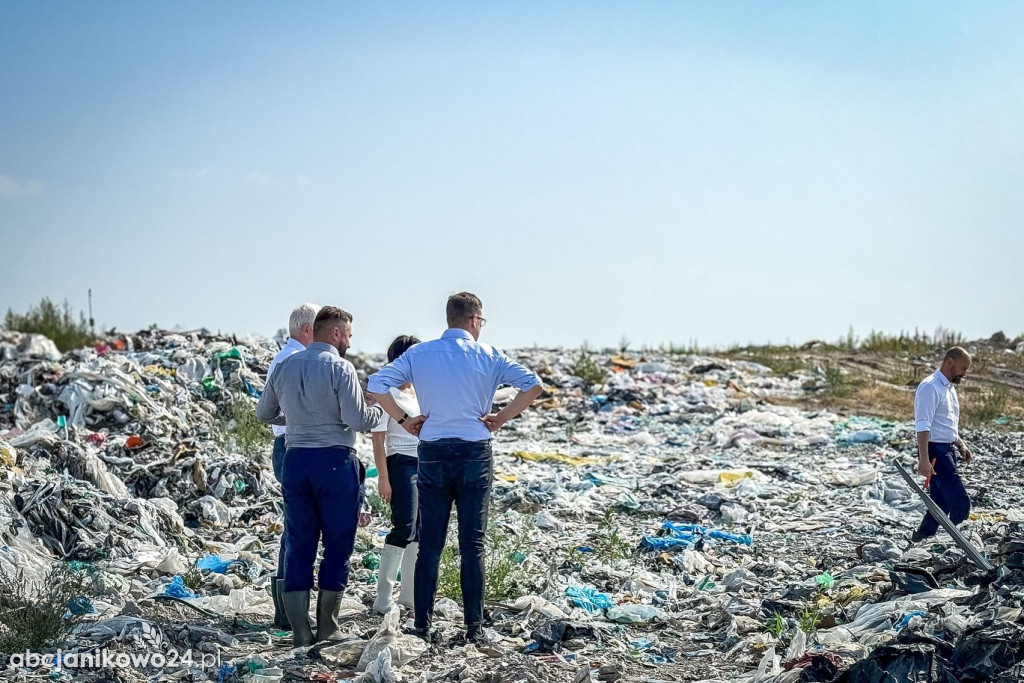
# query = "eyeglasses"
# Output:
<box><xmin>472</xmin><ymin>316</ymin><xmax>487</xmax><ymax>327</ymax></box>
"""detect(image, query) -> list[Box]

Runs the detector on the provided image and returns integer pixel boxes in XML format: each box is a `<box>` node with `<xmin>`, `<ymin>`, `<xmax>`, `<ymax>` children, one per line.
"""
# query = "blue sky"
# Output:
<box><xmin>2</xmin><ymin>2</ymin><xmax>1022</xmax><ymax>352</ymax></box>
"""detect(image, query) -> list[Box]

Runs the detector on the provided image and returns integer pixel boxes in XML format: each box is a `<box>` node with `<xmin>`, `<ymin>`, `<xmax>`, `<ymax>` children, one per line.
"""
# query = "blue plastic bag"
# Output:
<box><xmin>197</xmin><ymin>553</ymin><xmax>238</xmax><ymax>574</ymax></box>
<box><xmin>566</xmin><ymin>586</ymin><xmax>614</xmax><ymax>613</ymax></box>
<box><xmin>67</xmin><ymin>596</ymin><xmax>96</xmax><ymax>615</ymax></box>
<box><xmin>643</xmin><ymin>521</ymin><xmax>752</xmax><ymax>550</ymax></box>
<box><xmin>164</xmin><ymin>575</ymin><xmax>199</xmax><ymax>598</ymax></box>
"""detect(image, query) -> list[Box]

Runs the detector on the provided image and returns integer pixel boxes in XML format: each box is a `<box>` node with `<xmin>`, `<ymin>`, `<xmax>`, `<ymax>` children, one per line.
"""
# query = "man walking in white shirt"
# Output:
<box><xmin>912</xmin><ymin>346</ymin><xmax>974</xmax><ymax>543</ymax></box>
<box><xmin>267</xmin><ymin>303</ymin><xmax>319</xmax><ymax>629</ymax></box>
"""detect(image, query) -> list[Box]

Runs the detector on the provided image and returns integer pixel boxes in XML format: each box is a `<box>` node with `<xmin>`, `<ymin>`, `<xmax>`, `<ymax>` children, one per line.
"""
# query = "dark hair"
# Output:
<box><xmin>387</xmin><ymin>335</ymin><xmax>420</xmax><ymax>363</ymax></box>
<box><xmin>313</xmin><ymin>306</ymin><xmax>353</xmax><ymax>336</ymax></box>
<box><xmin>446</xmin><ymin>292</ymin><xmax>482</xmax><ymax>326</ymax></box>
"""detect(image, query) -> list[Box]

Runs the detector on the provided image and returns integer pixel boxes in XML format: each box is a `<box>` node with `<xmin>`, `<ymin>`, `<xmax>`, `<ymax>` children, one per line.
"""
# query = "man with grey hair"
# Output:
<box><xmin>265</xmin><ymin>303</ymin><xmax>318</xmax><ymax>630</ymax></box>
<box><xmin>912</xmin><ymin>346</ymin><xmax>974</xmax><ymax>543</ymax></box>
<box><xmin>257</xmin><ymin>306</ymin><xmax>383</xmax><ymax>646</ymax></box>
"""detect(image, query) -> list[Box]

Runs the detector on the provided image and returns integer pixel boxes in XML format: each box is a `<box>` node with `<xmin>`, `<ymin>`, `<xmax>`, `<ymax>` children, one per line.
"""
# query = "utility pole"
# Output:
<box><xmin>88</xmin><ymin>289</ymin><xmax>95</xmax><ymax>335</ymax></box>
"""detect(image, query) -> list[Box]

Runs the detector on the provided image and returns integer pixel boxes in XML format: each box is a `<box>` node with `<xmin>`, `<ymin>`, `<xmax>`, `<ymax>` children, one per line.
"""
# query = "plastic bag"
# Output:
<box><xmin>565</xmin><ymin>586</ymin><xmax>614</xmax><ymax>613</ymax></box>
<box><xmin>950</xmin><ymin>623</ymin><xmax>1024</xmax><ymax>680</ymax></box>
<box><xmin>606</xmin><ymin>604</ymin><xmax>663</xmax><ymax>624</ymax></box>
<box><xmin>163</xmin><ymin>575</ymin><xmax>199</xmax><ymax>599</ymax></box>
<box><xmin>198</xmin><ymin>553</ymin><xmax>238</xmax><ymax>574</ymax></box>
<box><xmin>356</xmin><ymin>605</ymin><xmax>427</xmax><ymax>672</ymax></box>
<box><xmin>835</xmin><ymin>644</ymin><xmax>957</xmax><ymax>683</ymax></box>
<box><xmin>364</xmin><ymin>648</ymin><xmax>398</xmax><ymax>683</ymax></box>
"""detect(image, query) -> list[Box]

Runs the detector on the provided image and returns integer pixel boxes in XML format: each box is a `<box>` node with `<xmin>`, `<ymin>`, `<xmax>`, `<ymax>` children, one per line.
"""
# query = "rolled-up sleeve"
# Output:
<box><xmin>914</xmin><ymin>383</ymin><xmax>939</xmax><ymax>433</ymax></box>
<box><xmin>495</xmin><ymin>353</ymin><xmax>542</xmax><ymax>392</ymax></box>
<box><xmin>367</xmin><ymin>354</ymin><xmax>413</xmax><ymax>395</ymax></box>
<box><xmin>256</xmin><ymin>376</ymin><xmax>286</xmax><ymax>426</ymax></box>
<box><xmin>338</xmin><ymin>365</ymin><xmax>384</xmax><ymax>432</ymax></box>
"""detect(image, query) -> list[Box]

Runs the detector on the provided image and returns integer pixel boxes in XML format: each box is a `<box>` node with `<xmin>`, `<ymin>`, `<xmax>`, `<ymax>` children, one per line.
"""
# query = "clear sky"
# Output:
<box><xmin>2</xmin><ymin>2</ymin><xmax>1022</xmax><ymax>352</ymax></box>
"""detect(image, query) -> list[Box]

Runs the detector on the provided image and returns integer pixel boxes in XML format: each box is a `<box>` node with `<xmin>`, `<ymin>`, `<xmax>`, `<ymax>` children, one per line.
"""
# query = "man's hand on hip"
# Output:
<box><xmin>402</xmin><ymin>415</ymin><xmax>426</xmax><ymax>436</ymax></box>
<box><xmin>480</xmin><ymin>413</ymin><xmax>507</xmax><ymax>433</ymax></box>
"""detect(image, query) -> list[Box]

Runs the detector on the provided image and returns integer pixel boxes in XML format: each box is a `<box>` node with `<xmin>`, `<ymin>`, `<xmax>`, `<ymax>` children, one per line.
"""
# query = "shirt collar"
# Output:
<box><xmin>285</xmin><ymin>338</ymin><xmax>305</xmax><ymax>351</ymax></box>
<box><xmin>441</xmin><ymin>328</ymin><xmax>474</xmax><ymax>341</ymax></box>
<box><xmin>308</xmin><ymin>341</ymin><xmax>340</xmax><ymax>356</ymax></box>
<box><xmin>934</xmin><ymin>369</ymin><xmax>951</xmax><ymax>387</ymax></box>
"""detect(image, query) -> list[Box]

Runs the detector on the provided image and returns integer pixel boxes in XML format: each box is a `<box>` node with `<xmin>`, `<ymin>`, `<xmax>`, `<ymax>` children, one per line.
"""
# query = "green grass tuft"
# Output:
<box><xmin>0</xmin><ymin>563</ymin><xmax>92</xmax><ymax>653</ymax></box>
<box><xmin>592</xmin><ymin>509</ymin><xmax>632</xmax><ymax>563</ymax></box>
<box><xmin>569</xmin><ymin>342</ymin><xmax>608</xmax><ymax>392</ymax></box>
<box><xmin>962</xmin><ymin>385</ymin><xmax>1011</xmax><ymax>427</ymax></box>
<box><xmin>213</xmin><ymin>397</ymin><xmax>274</xmax><ymax>462</ymax></box>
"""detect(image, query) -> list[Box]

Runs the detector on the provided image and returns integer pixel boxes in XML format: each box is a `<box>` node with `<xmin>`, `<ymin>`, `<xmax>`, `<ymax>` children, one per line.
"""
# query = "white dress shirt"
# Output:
<box><xmin>914</xmin><ymin>370</ymin><xmax>960</xmax><ymax>443</ymax></box>
<box><xmin>266</xmin><ymin>338</ymin><xmax>305</xmax><ymax>438</ymax></box>
<box><xmin>368</xmin><ymin>329</ymin><xmax>542</xmax><ymax>442</ymax></box>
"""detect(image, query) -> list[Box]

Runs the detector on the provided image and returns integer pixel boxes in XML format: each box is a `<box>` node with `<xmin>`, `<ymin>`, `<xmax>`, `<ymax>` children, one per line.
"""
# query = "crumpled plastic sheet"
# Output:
<box><xmin>565</xmin><ymin>585</ymin><xmax>615</xmax><ymax>613</ymax></box>
<box><xmin>356</xmin><ymin>604</ymin><xmax>428</xmax><ymax>672</ymax></box>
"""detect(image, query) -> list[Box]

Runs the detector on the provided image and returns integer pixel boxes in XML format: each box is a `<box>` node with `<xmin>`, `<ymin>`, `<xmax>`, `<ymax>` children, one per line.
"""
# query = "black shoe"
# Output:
<box><xmin>910</xmin><ymin>531</ymin><xmax>927</xmax><ymax>543</ymax></box>
<box><xmin>465</xmin><ymin>626</ymin><xmax>495</xmax><ymax>646</ymax></box>
<box><xmin>406</xmin><ymin>626</ymin><xmax>439</xmax><ymax>644</ymax></box>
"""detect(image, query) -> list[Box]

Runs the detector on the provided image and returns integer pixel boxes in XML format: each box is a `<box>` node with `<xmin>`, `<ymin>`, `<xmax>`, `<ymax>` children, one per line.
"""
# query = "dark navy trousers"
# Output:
<box><xmin>281</xmin><ymin>445</ymin><xmax>361</xmax><ymax>592</ymax></box>
<box><xmin>414</xmin><ymin>439</ymin><xmax>492</xmax><ymax>630</ymax></box>
<box><xmin>916</xmin><ymin>442</ymin><xmax>971</xmax><ymax>539</ymax></box>
<box><xmin>271</xmin><ymin>435</ymin><xmax>288</xmax><ymax>578</ymax></box>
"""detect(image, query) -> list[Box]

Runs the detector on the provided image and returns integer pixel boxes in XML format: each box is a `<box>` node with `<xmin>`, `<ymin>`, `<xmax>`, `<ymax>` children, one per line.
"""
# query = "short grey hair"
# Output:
<box><xmin>288</xmin><ymin>303</ymin><xmax>320</xmax><ymax>336</ymax></box>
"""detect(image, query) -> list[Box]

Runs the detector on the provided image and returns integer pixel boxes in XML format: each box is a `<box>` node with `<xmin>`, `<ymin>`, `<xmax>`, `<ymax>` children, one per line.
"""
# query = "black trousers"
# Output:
<box><xmin>385</xmin><ymin>453</ymin><xmax>419</xmax><ymax>548</ymax></box>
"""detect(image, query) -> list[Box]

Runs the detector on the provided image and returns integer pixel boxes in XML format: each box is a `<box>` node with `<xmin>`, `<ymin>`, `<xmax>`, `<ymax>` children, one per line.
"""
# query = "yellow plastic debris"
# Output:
<box><xmin>610</xmin><ymin>355</ymin><xmax>638</xmax><ymax>369</ymax></box>
<box><xmin>0</xmin><ymin>439</ymin><xmax>15</xmax><ymax>468</ymax></box>
<box><xmin>719</xmin><ymin>470</ymin><xmax>756</xmax><ymax>487</ymax></box>
<box><xmin>512</xmin><ymin>451</ymin><xmax>598</xmax><ymax>466</ymax></box>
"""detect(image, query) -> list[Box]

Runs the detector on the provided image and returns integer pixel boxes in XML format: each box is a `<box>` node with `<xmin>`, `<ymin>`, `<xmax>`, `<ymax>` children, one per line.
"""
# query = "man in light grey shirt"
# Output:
<box><xmin>257</xmin><ymin>306</ymin><xmax>382</xmax><ymax>646</ymax></box>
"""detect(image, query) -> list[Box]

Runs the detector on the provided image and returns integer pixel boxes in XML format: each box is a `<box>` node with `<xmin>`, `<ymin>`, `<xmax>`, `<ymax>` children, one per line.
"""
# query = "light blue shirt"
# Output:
<box><xmin>367</xmin><ymin>329</ymin><xmax>542</xmax><ymax>442</ymax></box>
<box><xmin>267</xmin><ymin>338</ymin><xmax>306</xmax><ymax>438</ymax></box>
<box><xmin>915</xmin><ymin>369</ymin><xmax>960</xmax><ymax>443</ymax></box>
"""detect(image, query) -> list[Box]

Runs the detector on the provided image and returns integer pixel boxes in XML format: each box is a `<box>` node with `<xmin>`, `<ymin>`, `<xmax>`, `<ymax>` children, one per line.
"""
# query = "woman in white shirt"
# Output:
<box><xmin>371</xmin><ymin>335</ymin><xmax>422</xmax><ymax>613</ymax></box>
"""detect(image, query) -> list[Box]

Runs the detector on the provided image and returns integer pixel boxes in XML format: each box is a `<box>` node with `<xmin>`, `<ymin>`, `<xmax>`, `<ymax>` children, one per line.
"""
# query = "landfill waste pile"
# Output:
<box><xmin>1</xmin><ymin>328</ymin><xmax>1023</xmax><ymax>682</ymax></box>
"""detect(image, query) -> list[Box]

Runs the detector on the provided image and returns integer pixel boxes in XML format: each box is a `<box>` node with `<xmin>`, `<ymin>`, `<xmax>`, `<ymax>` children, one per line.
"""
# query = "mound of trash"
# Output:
<box><xmin>1</xmin><ymin>330</ymin><xmax>1023</xmax><ymax>682</ymax></box>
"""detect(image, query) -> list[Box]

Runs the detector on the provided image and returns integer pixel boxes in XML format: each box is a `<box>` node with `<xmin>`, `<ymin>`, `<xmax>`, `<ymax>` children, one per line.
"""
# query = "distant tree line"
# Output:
<box><xmin>4</xmin><ymin>297</ymin><xmax>92</xmax><ymax>352</ymax></box>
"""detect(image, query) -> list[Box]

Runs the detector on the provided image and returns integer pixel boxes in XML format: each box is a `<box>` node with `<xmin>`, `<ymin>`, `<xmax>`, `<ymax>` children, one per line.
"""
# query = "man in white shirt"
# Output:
<box><xmin>912</xmin><ymin>346</ymin><xmax>974</xmax><ymax>543</ymax></box>
<box><xmin>266</xmin><ymin>303</ymin><xmax>319</xmax><ymax>629</ymax></box>
<box><xmin>368</xmin><ymin>292</ymin><xmax>544</xmax><ymax>644</ymax></box>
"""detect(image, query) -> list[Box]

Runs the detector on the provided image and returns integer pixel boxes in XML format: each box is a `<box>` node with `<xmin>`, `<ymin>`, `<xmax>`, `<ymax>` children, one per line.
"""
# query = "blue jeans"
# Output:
<box><xmin>272</xmin><ymin>435</ymin><xmax>288</xmax><ymax>578</ymax></box>
<box><xmin>385</xmin><ymin>454</ymin><xmax>418</xmax><ymax>548</ymax></box>
<box><xmin>282</xmin><ymin>446</ymin><xmax>361</xmax><ymax>592</ymax></box>
<box><xmin>916</xmin><ymin>442</ymin><xmax>971</xmax><ymax>539</ymax></box>
<box><xmin>414</xmin><ymin>439</ymin><xmax>492</xmax><ymax>630</ymax></box>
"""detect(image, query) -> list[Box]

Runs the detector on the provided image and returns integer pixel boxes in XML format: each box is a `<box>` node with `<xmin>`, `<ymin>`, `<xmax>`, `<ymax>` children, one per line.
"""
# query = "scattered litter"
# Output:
<box><xmin>2</xmin><ymin>329</ymin><xmax>1023</xmax><ymax>681</ymax></box>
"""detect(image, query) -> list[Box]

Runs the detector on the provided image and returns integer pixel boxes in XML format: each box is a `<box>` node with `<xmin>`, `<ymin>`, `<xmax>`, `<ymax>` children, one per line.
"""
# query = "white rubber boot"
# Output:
<box><xmin>397</xmin><ymin>542</ymin><xmax>418</xmax><ymax>609</ymax></box>
<box><xmin>372</xmin><ymin>545</ymin><xmax>403</xmax><ymax>614</ymax></box>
